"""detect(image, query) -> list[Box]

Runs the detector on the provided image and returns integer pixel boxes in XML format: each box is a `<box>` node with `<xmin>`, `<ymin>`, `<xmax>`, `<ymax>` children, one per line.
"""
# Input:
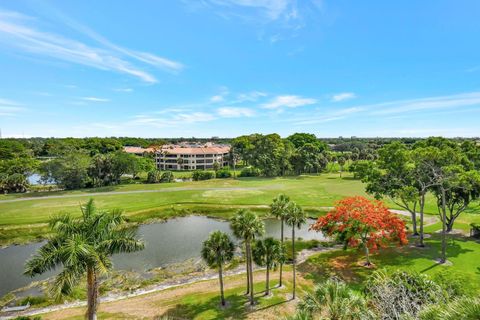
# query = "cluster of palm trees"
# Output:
<box><xmin>23</xmin><ymin>195</ymin><xmax>306</xmax><ymax>319</ymax></box>
<box><xmin>201</xmin><ymin>194</ymin><xmax>307</xmax><ymax>307</ymax></box>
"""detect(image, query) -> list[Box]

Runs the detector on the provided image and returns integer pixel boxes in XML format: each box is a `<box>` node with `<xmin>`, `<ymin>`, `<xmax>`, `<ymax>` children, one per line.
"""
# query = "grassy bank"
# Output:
<box><xmin>34</xmin><ymin>234</ymin><xmax>480</xmax><ymax>319</ymax></box>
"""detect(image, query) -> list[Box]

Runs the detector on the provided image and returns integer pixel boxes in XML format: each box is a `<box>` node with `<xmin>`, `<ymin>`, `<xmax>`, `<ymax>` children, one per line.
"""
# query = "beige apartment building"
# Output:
<box><xmin>124</xmin><ymin>143</ymin><xmax>230</xmax><ymax>170</ymax></box>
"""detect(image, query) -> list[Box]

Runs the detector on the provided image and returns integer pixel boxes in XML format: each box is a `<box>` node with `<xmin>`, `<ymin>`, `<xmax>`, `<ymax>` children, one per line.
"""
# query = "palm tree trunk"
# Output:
<box><xmin>246</xmin><ymin>241</ymin><xmax>255</xmax><ymax>306</ymax></box>
<box><xmin>265</xmin><ymin>267</ymin><xmax>270</xmax><ymax>296</ymax></box>
<box><xmin>244</xmin><ymin>242</ymin><xmax>250</xmax><ymax>295</ymax></box>
<box><xmin>292</xmin><ymin>228</ymin><xmax>296</xmax><ymax>300</ymax></box>
<box><xmin>86</xmin><ymin>267</ymin><xmax>98</xmax><ymax>320</ymax></box>
<box><xmin>279</xmin><ymin>219</ymin><xmax>284</xmax><ymax>287</ymax></box>
<box><xmin>219</xmin><ymin>262</ymin><xmax>225</xmax><ymax>306</ymax></box>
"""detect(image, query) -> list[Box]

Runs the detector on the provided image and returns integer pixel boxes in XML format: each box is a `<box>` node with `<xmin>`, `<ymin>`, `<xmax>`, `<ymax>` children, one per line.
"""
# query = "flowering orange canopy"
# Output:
<box><xmin>311</xmin><ymin>196</ymin><xmax>408</xmax><ymax>251</ymax></box>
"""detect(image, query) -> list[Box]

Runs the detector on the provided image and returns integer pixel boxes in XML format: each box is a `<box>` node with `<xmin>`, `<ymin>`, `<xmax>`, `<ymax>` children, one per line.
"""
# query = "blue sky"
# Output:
<box><xmin>0</xmin><ymin>0</ymin><xmax>480</xmax><ymax>138</ymax></box>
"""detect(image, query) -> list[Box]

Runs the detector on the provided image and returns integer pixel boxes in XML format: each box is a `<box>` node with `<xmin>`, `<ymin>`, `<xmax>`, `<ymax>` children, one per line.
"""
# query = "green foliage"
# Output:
<box><xmin>146</xmin><ymin>170</ymin><xmax>162</xmax><ymax>183</ymax></box>
<box><xmin>192</xmin><ymin>170</ymin><xmax>215</xmax><ymax>181</ymax></box>
<box><xmin>39</xmin><ymin>152</ymin><xmax>91</xmax><ymax>189</ymax></box>
<box><xmin>349</xmin><ymin>160</ymin><xmax>374</xmax><ymax>180</ymax></box>
<box><xmin>295</xmin><ymin>279</ymin><xmax>375</xmax><ymax>320</ymax></box>
<box><xmin>418</xmin><ymin>296</ymin><xmax>480</xmax><ymax>320</ymax></box>
<box><xmin>365</xmin><ymin>270</ymin><xmax>447</xmax><ymax>319</ymax></box>
<box><xmin>253</xmin><ymin>237</ymin><xmax>286</xmax><ymax>270</ymax></box>
<box><xmin>215</xmin><ymin>168</ymin><xmax>231</xmax><ymax>178</ymax></box>
<box><xmin>239</xmin><ymin>166</ymin><xmax>261</xmax><ymax>177</ymax></box>
<box><xmin>201</xmin><ymin>231</ymin><xmax>235</xmax><ymax>268</ymax></box>
<box><xmin>0</xmin><ymin>139</ymin><xmax>28</xmax><ymax>160</ymax></box>
<box><xmin>286</xmin><ymin>133</ymin><xmax>327</xmax><ymax>150</ymax></box>
<box><xmin>17</xmin><ymin>295</ymin><xmax>49</xmax><ymax>306</ymax></box>
<box><xmin>24</xmin><ymin>199</ymin><xmax>145</xmax><ymax>300</ymax></box>
<box><xmin>0</xmin><ymin>173</ymin><xmax>29</xmax><ymax>193</ymax></box>
<box><xmin>160</xmin><ymin>171</ymin><xmax>174</xmax><ymax>183</ymax></box>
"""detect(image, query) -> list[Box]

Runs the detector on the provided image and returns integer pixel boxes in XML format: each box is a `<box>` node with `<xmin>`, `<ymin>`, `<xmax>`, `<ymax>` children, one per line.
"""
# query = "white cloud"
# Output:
<box><xmin>0</xmin><ymin>9</ymin><xmax>183</xmax><ymax>83</ymax></box>
<box><xmin>371</xmin><ymin>92</ymin><xmax>480</xmax><ymax>115</ymax></box>
<box><xmin>294</xmin><ymin>107</ymin><xmax>364</xmax><ymax>125</ymax></box>
<box><xmin>262</xmin><ymin>95</ymin><xmax>317</xmax><ymax>109</ymax></box>
<box><xmin>210</xmin><ymin>95</ymin><xmax>225</xmax><ymax>103</ymax></box>
<box><xmin>0</xmin><ymin>98</ymin><xmax>24</xmax><ymax>116</ymax></box>
<box><xmin>174</xmin><ymin>112</ymin><xmax>216</xmax><ymax>123</ymax></box>
<box><xmin>208</xmin><ymin>0</ymin><xmax>290</xmax><ymax>20</ymax></box>
<box><xmin>114</xmin><ymin>88</ymin><xmax>133</xmax><ymax>93</ymax></box>
<box><xmin>235</xmin><ymin>91</ymin><xmax>267</xmax><ymax>102</ymax></box>
<box><xmin>331</xmin><ymin>92</ymin><xmax>356</xmax><ymax>102</ymax></box>
<box><xmin>81</xmin><ymin>97</ymin><xmax>110</xmax><ymax>102</ymax></box>
<box><xmin>217</xmin><ymin>107</ymin><xmax>255</xmax><ymax>117</ymax></box>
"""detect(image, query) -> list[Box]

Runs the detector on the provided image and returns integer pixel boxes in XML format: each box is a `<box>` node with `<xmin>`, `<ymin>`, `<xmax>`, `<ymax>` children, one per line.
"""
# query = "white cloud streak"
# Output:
<box><xmin>331</xmin><ymin>92</ymin><xmax>356</xmax><ymax>102</ymax></box>
<box><xmin>0</xmin><ymin>9</ymin><xmax>183</xmax><ymax>83</ymax></box>
<box><xmin>262</xmin><ymin>95</ymin><xmax>316</xmax><ymax>109</ymax></box>
<box><xmin>217</xmin><ymin>107</ymin><xmax>255</xmax><ymax>117</ymax></box>
<box><xmin>81</xmin><ymin>97</ymin><xmax>110</xmax><ymax>102</ymax></box>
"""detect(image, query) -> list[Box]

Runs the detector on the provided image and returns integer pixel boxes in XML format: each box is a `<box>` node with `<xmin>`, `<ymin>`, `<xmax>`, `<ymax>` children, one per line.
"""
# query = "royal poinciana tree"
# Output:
<box><xmin>312</xmin><ymin>196</ymin><xmax>408</xmax><ymax>266</ymax></box>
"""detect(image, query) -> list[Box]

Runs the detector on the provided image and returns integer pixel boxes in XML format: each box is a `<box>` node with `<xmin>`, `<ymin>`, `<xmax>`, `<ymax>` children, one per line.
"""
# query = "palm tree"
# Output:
<box><xmin>201</xmin><ymin>230</ymin><xmax>235</xmax><ymax>306</ymax></box>
<box><xmin>297</xmin><ymin>279</ymin><xmax>375</xmax><ymax>320</ymax></box>
<box><xmin>24</xmin><ymin>199</ymin><xmax>144</xmax><ymax>320</ymax></box>
<box><xmin>270</xmin><ymin>194</ymin><xmax>290</xmax><ymax>287</ymax></box>
<box><xmin>285</xmin><ymin>201</ymin><xmax>306</xmax><ymax>299</ymax></box>
<box><xmin>230</xmin><ymin>209</ymin><xmax>265</xmax><ymax>306</ymax></box>
<box><xmin>253</xmin><ymin>237</ymin><xmax>286</xmax><ymax>296</ymax></box>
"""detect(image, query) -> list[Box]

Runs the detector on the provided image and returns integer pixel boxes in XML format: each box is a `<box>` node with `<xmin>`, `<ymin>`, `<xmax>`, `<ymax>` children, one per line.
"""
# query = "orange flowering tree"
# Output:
<box><xmin>311</xmin><ymin>196</ymin><xmax>408</xmax><ymax>265</ymax></box>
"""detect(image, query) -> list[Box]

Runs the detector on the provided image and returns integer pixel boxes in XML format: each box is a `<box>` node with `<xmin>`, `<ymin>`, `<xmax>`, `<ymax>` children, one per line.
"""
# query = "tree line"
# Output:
<box><xmin>353</xmin><ymin>137</ymin><xmax>480</xmax><ymax>263</ymax></box>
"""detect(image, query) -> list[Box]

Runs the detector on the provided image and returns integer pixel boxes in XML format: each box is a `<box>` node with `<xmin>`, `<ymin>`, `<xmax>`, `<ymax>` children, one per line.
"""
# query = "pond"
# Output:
<box><xmin>0</xmin><ymin>216</ymin><xmax>324</xmax><ymax>297</ymax></box>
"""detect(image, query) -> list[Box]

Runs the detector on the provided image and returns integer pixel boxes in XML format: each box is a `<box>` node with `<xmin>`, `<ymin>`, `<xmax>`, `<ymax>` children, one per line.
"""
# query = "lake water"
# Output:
<box><xmin>0</xmin><ymin>216</ymin><xmax>324</xmax><ymax>297</ymax></box>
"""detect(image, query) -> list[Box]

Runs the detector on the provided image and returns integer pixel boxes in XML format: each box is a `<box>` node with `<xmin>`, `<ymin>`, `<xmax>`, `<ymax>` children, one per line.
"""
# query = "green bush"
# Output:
<box><xmin>239</xmin><ymin>166</ymin><xmax>261</xmax><ymax>177</ymax></box>
<box><xmin>18</xmin><ymin>295</ymin><xmax>49</xmax><ymax>306</ymax></box>
<box><xmin>146</xmin><ymin>170</ymin><xmax>162</xmax><ymax>183</ymax></box>
<box><xmin>192</xmin><ymin>170</ymin><xmax>214</xmax><ymax>181</ymax></box>
<box><xmin>160</xmin><ymin>171</ymin><xmax>174</xmax><ymax>183</ymax></box>
<box><xmin>418</xmin><ymin>297</ymin><xmax>480</xmax><ymax>320</ymax></box>
<box><xmin>365</xmin><ymin>270</ymin><xmax>447</xmax><ymax>319</ymax></box>
<box><xmin>215</xmin><ymin>169</ymin><xmax>232</xmax><ymax>178</ymax></box>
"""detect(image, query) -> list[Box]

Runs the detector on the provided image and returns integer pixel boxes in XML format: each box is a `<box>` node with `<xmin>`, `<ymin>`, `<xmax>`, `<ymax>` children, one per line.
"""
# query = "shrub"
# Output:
<box><xmin>215</xmin><ymin>169</ymin><xmax>231</xmax><ymax>178</ymax></box>
<box><xmin>365</xmin><ymin>270</ymin><xmax>447</xmax><ymax>319</ymax></box>
<box><xmin>239</xmin><ymin>166</ymin><xmax>261</xmax><ymax>177</ymax></box>
<box><xmin>18</xmin><ymin>295</ymin><xmax>49</xmax><ymax>306</ymax></box>
<box><xmin>146</xmin><ymin>170</ymin><xmax>162</xmax><ymax>183</ymax></box>
<box><xmin>160</xmin><ymin>171</ymin><xmax>174</xmax><ymax>183</ymax></box>
<box><xmin>192</xmin><ymin>170</ymin><xmax>214</xmax><ymax>181</ymax></box>
<box><xmin>418</xmin><ymin>297</ymin><xmax>480</xmax><ymax>320</ymax></box>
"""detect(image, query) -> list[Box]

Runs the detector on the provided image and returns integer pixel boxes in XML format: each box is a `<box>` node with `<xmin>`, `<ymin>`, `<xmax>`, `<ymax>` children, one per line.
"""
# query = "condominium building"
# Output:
<box><xmin>156</xmin><ymin>143</ymin><xmax>230</xmax><ymax>170</ymax></box>
<box><xmin>124</xmin><ymin>143</ymin><xmax>230</xmax><ymax>170</ymax></box>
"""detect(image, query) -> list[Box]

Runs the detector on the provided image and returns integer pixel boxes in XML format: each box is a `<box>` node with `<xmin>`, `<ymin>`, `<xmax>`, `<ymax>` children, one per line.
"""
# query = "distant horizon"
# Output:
<box><xmin>1</xmin><ymin>1</ymin><xmax>480</xmax><ymax>137</ymax></box>
<box><xmin>1</xmin><ymin>134</ymin><xmax>479</xmax><ymax>140</ymax></box>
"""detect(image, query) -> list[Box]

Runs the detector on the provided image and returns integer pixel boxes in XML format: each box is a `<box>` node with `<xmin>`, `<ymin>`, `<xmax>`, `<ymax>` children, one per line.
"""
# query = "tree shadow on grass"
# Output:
<box><xmin>298</xmin><ymin>234</ymin><xmax>475</xmax><ymax>289</ymax></box>
<box><xmin>158</xmin><ymin>289</ymin><xmax>290</xmax><ymax>320</ymax></box>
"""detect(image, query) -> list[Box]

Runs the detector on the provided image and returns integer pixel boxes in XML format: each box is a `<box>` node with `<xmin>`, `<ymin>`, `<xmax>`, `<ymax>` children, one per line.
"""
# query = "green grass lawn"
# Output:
<box><xmin>300</xmin><ymin>234</ymin><xmax>480</xmax><ymax>293</ymax></box>
<box><xmin>0</xmin><ymin>173</ymin><xmax>478</xmax><ymax>245</ymax></box>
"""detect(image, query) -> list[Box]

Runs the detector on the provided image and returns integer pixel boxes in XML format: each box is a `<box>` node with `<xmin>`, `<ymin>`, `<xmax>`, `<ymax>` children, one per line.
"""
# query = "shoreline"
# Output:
<box><xmin>1</xmin><ymin>245</ymin><xmax>340</xmax><ymax>320</ymax></box>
